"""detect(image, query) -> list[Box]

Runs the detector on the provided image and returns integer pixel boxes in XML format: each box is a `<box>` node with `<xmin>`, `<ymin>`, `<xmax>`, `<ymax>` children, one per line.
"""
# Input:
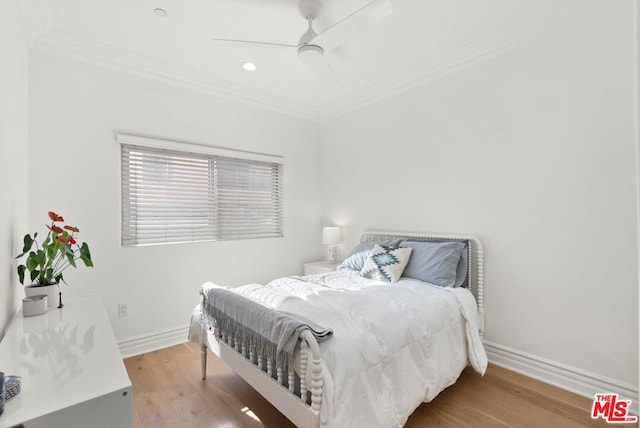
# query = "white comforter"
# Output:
<box><xmin>196</xmin><ymin>270</ymin><xmax>487</xmax><ymax>428</ymax></box>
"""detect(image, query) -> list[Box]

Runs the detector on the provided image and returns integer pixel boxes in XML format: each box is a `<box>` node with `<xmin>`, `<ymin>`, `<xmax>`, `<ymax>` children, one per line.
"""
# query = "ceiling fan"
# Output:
<box><xmin>212</xmin><ymin>0</ymin><xmax>393</xmax><ymax>80</ymax></box>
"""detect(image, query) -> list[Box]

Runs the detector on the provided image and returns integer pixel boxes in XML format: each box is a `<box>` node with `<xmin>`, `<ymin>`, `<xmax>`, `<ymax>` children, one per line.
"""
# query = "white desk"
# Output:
<box><xmin>0</xmin><ymin>294</ymin><xmax>132</xmax><ymax>428</ymax></box>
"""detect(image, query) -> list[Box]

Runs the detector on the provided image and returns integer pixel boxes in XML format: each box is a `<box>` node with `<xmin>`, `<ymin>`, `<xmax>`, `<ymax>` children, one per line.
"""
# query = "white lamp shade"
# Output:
<box><xmin>322</xmin><ymin>227</ymin><xmax>342</xmax><ymax>245</ymax></box>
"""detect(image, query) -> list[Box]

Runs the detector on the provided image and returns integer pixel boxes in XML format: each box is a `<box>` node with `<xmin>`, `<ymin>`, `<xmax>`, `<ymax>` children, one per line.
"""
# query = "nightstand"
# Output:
<box><xmin>303</xmin><ymin>261</ymin><xmax>339</xmax><ymax>275</ymax></box>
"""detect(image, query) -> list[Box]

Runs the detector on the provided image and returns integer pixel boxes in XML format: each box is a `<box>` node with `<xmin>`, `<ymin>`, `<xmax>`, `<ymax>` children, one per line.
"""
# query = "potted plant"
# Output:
<box><xmin>15</xmin><ymin>211</ymin><xmax>93</xmax><ymax>308</ymax></box>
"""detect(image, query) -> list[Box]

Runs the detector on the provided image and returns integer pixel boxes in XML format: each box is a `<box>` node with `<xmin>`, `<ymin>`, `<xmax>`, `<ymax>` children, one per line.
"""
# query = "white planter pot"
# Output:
<box><xmin>24</xmin><ymin>284</ymin><xmax>60</xmax><ymax>308</ymax></box>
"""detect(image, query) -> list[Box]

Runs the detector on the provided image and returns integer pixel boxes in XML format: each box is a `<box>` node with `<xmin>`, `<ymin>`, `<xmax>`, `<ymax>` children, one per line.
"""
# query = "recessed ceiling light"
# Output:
<box><xmin>154</xmin><ymin>8</ymin><xmax>167</xmax><ymax>17</ymax></box>
<box><xmin>242</xmin><ymin>62</ymin><xmax>257</xmax><ymax>72</ymax></box>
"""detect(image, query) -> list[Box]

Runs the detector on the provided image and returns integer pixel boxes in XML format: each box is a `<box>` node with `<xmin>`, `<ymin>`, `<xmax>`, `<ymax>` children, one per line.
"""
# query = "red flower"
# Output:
<box><xmin>69</xmin><ymin>236</ymin><xmax>77</xmax><ymax>245</ymax></box>
<box><xmin>48</xmin><ymin>211</ymin><xmax>64</xmax><ymax>222</ymax></box>
<box><xmin>64</xmin><ymin>225</ymin><xmax>79</xmax><ymax>233</ymax></box>
<box><xmin>51</xmin><ymin>226</ymin><xmax>64</xmax><ymax>234</ymax></box>
<box><xmin>56</xmin><ymin>235</ymin><xmax>68</xmax><ymax>244</ymax></box>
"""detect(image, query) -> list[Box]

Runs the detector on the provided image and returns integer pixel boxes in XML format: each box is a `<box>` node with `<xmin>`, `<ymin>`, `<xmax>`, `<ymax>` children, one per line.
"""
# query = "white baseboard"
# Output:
<box><xmin>118</xmin><ymin>325</ymin><xmax>190</xmax><ymax>359</ymax></box>
<box><xmin>117</xmin><ymin>330</ymin><xmax>639</xmax><ymax>414</ymax></box>
<box><xmin>484</xmin><ymin>341</ymin><xmax>639</xmax><ymax>413</ymax></box>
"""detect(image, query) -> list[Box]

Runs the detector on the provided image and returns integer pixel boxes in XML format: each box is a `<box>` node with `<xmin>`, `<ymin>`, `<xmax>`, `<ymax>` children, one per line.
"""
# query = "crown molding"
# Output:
<box><xmin>31</xmin><ymin>3</ymin><xmax>595</xmax><ymax>122</ymax></box>
<box><xmin>317</xmin><ymin>8</ymin><xmax>586</xmax><ymax>121</ymax></box>
<box><xmin>33</xmin><ymin>30</ymin><xmax>324</xmax><ymax>122</ymax></box>
<box><xmin>16</xmin><ymin>0</ymin><xmax>53</xmax><ymax>45</ymax></box>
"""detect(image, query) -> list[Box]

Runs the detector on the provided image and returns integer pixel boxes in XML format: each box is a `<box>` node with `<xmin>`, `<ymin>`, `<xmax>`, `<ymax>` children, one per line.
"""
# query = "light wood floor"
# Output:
<box><xmin>124</xmin><ymin>342</ymin><xmax>637</xmax><ymax>428</ymax></box>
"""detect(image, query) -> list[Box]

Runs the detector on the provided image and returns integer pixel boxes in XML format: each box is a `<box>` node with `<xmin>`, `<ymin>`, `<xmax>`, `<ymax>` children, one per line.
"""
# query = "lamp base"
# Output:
<box><xmin>327</xmin><ymin>245</ymin><xmax>337</xmax><ymax>263</ymax></box>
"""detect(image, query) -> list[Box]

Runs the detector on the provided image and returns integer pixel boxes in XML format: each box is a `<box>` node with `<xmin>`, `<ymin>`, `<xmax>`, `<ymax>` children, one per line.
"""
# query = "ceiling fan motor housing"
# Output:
<box><xmin>297</xmin><ymin>44</ymin><xmax>324</xmax><ymax>63</ymax></box>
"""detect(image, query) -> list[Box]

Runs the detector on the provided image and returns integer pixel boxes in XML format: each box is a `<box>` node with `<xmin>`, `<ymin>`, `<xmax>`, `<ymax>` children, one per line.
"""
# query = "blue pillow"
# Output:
<box><xmin>399</xmin><ymin>241</ymin><xmax>466</xmax><ymax>287</ymax></box>
<box><xmin>455</xmin><ymin>244</ymin><xmax>469</xmax><ymax>287</ymax></box>
<box><xmin>337</xmin><ymin>240</ymin><xmax>401</xmax><ymax>272</ymax></box>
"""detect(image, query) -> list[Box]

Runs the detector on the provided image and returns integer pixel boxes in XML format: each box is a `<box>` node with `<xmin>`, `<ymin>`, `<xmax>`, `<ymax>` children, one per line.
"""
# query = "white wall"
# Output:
<box><xmin>0</xmin><ymin>0</ymin><xmax>30</xmax><ymax>337</ymax></box>
<box><xmin>28</xmin><ymin>51</ymin><xmax>324</xmax><ymax>341</ymax></box>
<box><xmin>20</xmin><ymin>0</ymin><xmax>638</xmax><ymax>402</ymax></box>
<box><xmin>321</xmin><ymin>3</ymin><xmax>638</xmax><ymax>389</ymax></box>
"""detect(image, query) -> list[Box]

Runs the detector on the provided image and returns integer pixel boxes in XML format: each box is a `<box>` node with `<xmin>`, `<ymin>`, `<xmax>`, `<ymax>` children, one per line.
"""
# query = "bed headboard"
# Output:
<box><xmin>360</xmin><ymin>230</ymin><xmax>485</xmax><ymax>338</ymax></box>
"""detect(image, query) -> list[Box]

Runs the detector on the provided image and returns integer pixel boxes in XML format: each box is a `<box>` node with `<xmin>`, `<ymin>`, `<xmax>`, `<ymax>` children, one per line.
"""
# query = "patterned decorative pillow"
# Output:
<box><xmin>337</xmin><ymin>240</ymin><xmax>402</xmax><ymax>272</ymax></box>
<box><xmin>360</xmin><ymin>244</ymin><xmax>412</xmax><ymax>283</ymax></box>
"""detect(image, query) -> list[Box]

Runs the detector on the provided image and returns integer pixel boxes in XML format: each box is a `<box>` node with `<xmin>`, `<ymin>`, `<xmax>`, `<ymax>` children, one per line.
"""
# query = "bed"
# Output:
<box><xmin>188</xmin><ymin>230</ymin><xmax>487</xmax><ymax>428</ymax></box>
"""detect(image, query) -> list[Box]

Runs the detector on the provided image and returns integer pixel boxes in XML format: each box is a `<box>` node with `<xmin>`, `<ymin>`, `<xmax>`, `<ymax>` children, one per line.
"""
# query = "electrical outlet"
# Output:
<box><xmin>118</xmin><ymin>303</ymin><xmax>128</xmax><ymax>317</ymax></box>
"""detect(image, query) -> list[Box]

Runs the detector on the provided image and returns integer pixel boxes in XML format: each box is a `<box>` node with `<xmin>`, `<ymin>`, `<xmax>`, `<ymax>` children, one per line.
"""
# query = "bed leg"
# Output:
<box><xmin>199</xmin><ymin>292</ymin><xmax>208</xmax><ymax>380</ymax></box>
<box><xmin>200</xmin><ymin>310</ymin><xmax>208</xmax><ymax>380</ymax></box>
<box><xmin>201</xmin><ymin>343</ymin><xmax>207</xmax><ymax>380</ymax></box>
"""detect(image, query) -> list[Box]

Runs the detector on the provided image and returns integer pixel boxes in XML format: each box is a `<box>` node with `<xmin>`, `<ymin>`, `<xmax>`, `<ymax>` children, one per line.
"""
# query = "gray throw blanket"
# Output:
<box><xmin>203</xmin><ymin>286</ymin><xmax>333</xmax><ymax>370</ymax></box>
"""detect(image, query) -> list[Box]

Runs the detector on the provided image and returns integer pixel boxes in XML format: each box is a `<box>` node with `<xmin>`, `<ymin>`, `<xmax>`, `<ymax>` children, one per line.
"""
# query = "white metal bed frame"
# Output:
<box><xmin>199</xmin><ymin>230</ymin><xmax>485</xmax><ymax>428</ymax></box>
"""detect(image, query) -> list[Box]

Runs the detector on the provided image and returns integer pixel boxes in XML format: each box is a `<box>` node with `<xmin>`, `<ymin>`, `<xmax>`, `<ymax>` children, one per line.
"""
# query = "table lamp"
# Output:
<box><xmin>322</xmin><ymin>226</ymin><xmax>342</xmax><ymax>263</ymax></box>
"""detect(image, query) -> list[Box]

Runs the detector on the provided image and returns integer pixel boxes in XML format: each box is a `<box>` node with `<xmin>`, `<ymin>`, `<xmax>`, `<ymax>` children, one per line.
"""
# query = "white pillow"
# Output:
<box><xmin>360</xmin><ymin>244</ymin><xmax>412</xmax><ymax>283</ymax></box>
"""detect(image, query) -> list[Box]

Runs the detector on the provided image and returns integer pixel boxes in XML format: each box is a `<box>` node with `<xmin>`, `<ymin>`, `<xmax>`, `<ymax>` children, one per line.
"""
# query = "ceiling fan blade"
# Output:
<box><xmin>211</xmin><ymin>37</ymin><xmax>298</xmax><ymax>49</ymax></box>
<box><xmin>311</xmin><ymin>0</ymin><xmax>393</xmax><ymax>52</ymax></box>
<box><xmin>308</xmin><ymin>55</ymin><xmax>341</xmax><ymax>91</ymax></box>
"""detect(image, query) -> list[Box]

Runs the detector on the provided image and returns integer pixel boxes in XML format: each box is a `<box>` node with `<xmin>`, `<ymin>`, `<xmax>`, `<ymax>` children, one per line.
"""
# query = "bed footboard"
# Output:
<box><xmin>199</xmin><ymin>306</ymin><xmax>324</xmax><ymax>427</ymax></box>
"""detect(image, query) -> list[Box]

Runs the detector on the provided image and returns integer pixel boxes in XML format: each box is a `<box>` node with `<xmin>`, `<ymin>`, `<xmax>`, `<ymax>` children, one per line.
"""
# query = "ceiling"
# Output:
<box><xmin>21</xmin><ymin>0</ymin><xmax>595</xmax><ymax>120</ymax></box>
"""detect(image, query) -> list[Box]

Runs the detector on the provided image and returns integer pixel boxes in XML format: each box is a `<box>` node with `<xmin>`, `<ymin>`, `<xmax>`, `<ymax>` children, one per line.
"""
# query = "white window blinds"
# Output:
<box><xmin>120</xmin><ymin>140</ymin><xmax>283</xmax><ymax>246</ymax></box>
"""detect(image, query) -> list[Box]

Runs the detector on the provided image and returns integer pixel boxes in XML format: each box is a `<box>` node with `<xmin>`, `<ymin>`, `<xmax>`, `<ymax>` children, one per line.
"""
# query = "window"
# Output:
<box><xmin>119</xmin><ymin>134</ymin><xmax>283</xmax><ymax>246</ymax></box>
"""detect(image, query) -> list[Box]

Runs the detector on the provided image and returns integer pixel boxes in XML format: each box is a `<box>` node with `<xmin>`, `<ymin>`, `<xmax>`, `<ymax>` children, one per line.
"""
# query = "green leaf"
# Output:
<box><xmin>47</xmin><ymin>244</ymin><xmax>57</xmax><ymax>260</ymax></box>
<box><xmin>50</xmin><ymin>237</ymin><xmax>60</xmax><ymax>250</ymax></box>
<box><xmin>56</xmin><ymin>274</ymin><xmax>66</xmax><ymax>285</ymax></box>
<box><xmin>22</xmin><ymin>234</ymin><xmax>34</xmax><ymax>254</ymax></box>
<box><xmin>80</xmin><ymin>242</ymin><xmax>93</xmax><ymax>267</ymax></box>
<box><xmin>66</xmin><ymin>252</ymin><xmax>76</xmax><ymax>268</ymax></box>
<box><xmin>45</xmin><ymin>268</ymin><xmax>54</xmax><ymax>284</ymax></box>
<box><xmin>36</xmin><ymin>249</ymin><xmax>46</xmax><ymax>266</ymax></box>
<box><xmin>30</xmin><ymin>269</ymin><xmax>39</xmax><ymax>282</ymax></box>
<box><xmin>26</xmin><ymin>252</ymin><xmax>38</xmax><ymax>271</ymax></box>
<box><xmin>17</xmin><ymin>265</ymin><xmax>25</xmax><ymax>284</ymax></box>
